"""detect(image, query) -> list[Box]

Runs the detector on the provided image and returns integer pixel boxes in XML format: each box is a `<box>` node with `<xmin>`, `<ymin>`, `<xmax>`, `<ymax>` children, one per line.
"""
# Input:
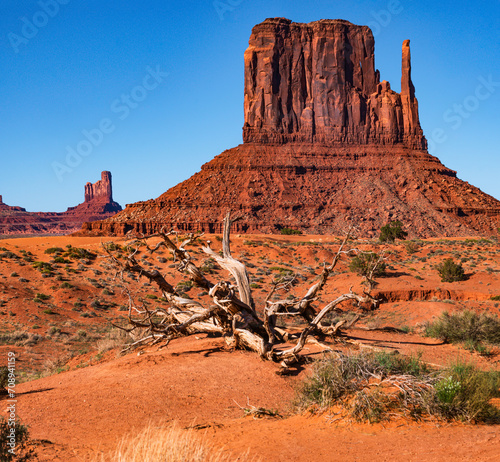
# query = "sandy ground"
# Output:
<box><xmin>0</xmin><ymin>233</ymin><xmax>499</xmax><ymax>460</ymax></box>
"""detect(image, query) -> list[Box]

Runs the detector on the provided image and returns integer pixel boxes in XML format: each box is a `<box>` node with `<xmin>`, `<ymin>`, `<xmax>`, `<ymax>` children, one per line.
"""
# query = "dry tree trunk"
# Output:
<box><xmin>104</xmin><ymin>213</ymin><xmax>380</xmax><ymax>365</ymax></box>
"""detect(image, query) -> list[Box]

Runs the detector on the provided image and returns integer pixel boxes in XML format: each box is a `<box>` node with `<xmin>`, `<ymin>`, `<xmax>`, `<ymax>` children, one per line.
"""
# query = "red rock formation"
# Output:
<box><xmin>0</xmin><ymin>172</ymin><xmax>122</xmax><ymax>236</ymax></box>
<box><xmin>80</xmin><ymin>19</ymin><xmax>500</xmax><ymax>238</ymax></box>
<box><xmin>243</xmin><ymin>18</ymin><xmax>426</xmax><ymax>149</ymax></box>
<box><xmin>66</xmin><ymin>171</ymin><xmax>121</xmax><ymax>217</ymax></box>
<box><xmin>0</xmin><ymin>196</ymin><xmax>26</xmax><ymax>212</ymax></box>
<box><xmin>84</xmin><ymin>171</ymin><xmax>113</xmax><ymax>204</ymax></box>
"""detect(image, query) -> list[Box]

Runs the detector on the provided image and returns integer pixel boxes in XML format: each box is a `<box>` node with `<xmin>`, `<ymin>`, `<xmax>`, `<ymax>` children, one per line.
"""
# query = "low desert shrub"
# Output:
<box><xmin>294</xmin><ymin>351</ymin><xmax>500</xmax><ymax>423</ymax></box>
<box><xmin>379</xmin><ymin>220</ymin><xmax>408</xmax><ymax>243</ymax></box>
<box><xmin>33</xmin><ymin>293</ymin><xmax>50</xmax><ymax>302</ymax></box>
<box><xmin>435</xmin><ymin>258</ymin><xmax>466</xmax><ymax>282</ymax></box>
<box><xmin>294</xmin><ymin>351</ymin><xmax>428</xmax><ymax>412</ymax></box>
<box><xmin>403</xmin><ymin>241</ymin><xmax>420</xmax><ymax>255</ymax></box>
<box><xmin>431</xmin><ymin>362</ymin><xmax>500</xmax><ymax>422</ymax></box>
<box><xmin>425</xmin><ymin>310</ymin><xmax>500</xmax><ymax>346</ymax></box>
<box><xmin>280</xmin><ymin>227</ymin><xmax>302</xmax><ymax>235</ymax></box>
<box><xmin>0</xmin><ymin>417</ymin><xmax>36</xmax><ymax>461</ymax></box>
<box><xmin>348</xmin><ymin>252</ymin><xmax>386</xmax><ymax>277</ymax></box>
<box><xmin>44</xmin><ymin>247</ymin><xmax>64</xmax><ymax>254</ymax></box>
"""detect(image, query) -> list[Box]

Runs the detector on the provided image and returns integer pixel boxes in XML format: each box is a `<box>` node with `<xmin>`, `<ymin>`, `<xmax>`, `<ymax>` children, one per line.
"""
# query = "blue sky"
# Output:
<box><xmin>1</xmin><ymin>0</ymin><xmax>499</xmax><ymax>212</ymax></box>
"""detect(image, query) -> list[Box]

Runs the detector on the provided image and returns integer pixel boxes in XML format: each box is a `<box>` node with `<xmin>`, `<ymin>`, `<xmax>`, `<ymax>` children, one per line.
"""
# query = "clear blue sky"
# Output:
<box><xmin>1</xmin><ymin>0</ymin><xmax>499</xmax><ymax>212</ymax></box>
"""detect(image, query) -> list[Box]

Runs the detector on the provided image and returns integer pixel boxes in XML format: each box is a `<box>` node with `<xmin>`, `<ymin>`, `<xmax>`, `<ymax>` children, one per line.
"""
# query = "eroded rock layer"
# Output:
<box><xmin>80</xmin><ymin>19</ymin><xmax>500</xmax><ymax>238</ymax></box>
<box><xmin>81</xmin><ymin>144</ymin><xmax>500</xmax><ymax>238</ymax></box>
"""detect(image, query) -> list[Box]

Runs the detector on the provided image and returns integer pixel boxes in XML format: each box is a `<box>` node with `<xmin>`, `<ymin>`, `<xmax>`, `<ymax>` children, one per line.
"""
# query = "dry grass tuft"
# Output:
<box><xmin>93</xmin><ymin>423</ymin><xmax>256</xmax><ymax>462</ymax></box>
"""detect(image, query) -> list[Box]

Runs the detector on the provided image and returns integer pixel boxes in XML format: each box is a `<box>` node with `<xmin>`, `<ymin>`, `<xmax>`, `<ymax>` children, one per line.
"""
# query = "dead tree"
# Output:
<box><xmin>104</xmin><ymin>213</ymin><xmax>381</xmax><ymax>369</ymax></box>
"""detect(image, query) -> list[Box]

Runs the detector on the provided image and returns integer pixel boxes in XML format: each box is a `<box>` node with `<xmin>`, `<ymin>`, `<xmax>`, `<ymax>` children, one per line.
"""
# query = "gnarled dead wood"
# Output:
<box><xmin>104</xmin><ymin>213</ymin><xmax>382</xmax><ymax>364</ymax></box>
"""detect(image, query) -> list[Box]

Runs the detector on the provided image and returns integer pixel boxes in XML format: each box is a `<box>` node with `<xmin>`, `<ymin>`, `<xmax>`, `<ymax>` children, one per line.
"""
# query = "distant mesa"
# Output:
<box><xmin>0</xmin><ymin>195</ymin><xmax>26</xmax><ymax>212</ymax></box>
<box><xmin>82</xmin><ymin>18</ymin><xmax>500</xmax><ymax>238</ymax></box>
<box><xmin>0</xmin><ymin>171</ymin><xmax>122</xmax><ymax>236</ymax></box>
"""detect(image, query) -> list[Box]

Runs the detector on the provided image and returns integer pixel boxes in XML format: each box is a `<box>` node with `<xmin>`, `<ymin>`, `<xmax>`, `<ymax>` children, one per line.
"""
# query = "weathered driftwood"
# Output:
<box><xmin>105</xmin><ymin>212</ymin><xmax>380</xmax><ymax>365</ymax></box>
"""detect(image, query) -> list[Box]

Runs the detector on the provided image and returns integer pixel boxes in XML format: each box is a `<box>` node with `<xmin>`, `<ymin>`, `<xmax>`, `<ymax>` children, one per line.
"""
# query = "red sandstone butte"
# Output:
<box><xmin>81</xmin><ymin>18</ymin><xmax>500</xmax><ymax>238</ymax></box>
<box><xmin>0</xmin><ymin>171</ymin><xmax>122</xmax><ymax>236</ymax></box>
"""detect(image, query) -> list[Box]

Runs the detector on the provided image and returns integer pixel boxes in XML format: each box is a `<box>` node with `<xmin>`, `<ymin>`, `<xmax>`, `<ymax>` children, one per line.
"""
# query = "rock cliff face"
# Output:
<box><xmin>80</xmin><ymin>19</ymin><xmax>500</xmax><ymax>238</ymax></box>
<box><xmin>0</xmin><ymin>172</ymin><xmax>122</xmax><ymax>236</ymax></box>
<box><xmin>243</xmin><ymin>19</ymin><xmax>426</xmax><ymax>149</ymax></box>
<box><xmin>67</xmin><ymin>171</ymin><xmax>121</xmax><ymax>216</ymax></box>
<box><xmin>84</xmin><ymin>171</ymin><xmax>113</xmax><ymax>204</ymax></box>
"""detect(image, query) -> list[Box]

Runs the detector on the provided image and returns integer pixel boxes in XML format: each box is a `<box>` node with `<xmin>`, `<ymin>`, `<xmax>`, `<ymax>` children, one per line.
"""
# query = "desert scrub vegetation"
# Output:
<box><xmin>32</xmin><ymin>261</ymin><xmax>54</xmax><ymax>276</ymax></box>
<box><xmin>425</xmin><ymin>310</ymin><xmax>500</xmax><ymax>353</ymax></box>
<box><xmin>435</xmin><ymin>258</ymin><xmax>466</xmax><ymax>282</ymax></box>
<box><xmin>403</xmin><ymin>240</ymin><xmax>421</xmax><ymax>255</ymax></box>
<box><xmin>379</xmin><ymin>220</ymin><xmax>408</xmax><ymax>243</ymax></box>
<box><xmin>294</xmin><ymin>351</ymin><xmax>500</xmax><ymax>423</ymax></box>
<box><xmin>348</xmin><ymin>252</ymin><xmax>386</xmax><ymax>278</ymax></box>
<box><xmin>0</xmin><ymin>417</ymin><xmax>36</xmax><ymax>461</ymax></box>
<box><xmin>93</xmin><ymin>423</ymin><xmax>254</xmax><ymax>462</ymax></box>
<box><xmin>280</xmin><ymin>227</ymin><xmax>302</xmax><ymax>235</ymax></box>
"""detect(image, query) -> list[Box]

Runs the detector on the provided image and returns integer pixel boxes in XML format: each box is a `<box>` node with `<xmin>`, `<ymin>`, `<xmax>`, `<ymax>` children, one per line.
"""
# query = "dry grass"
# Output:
<box><xmin>93</xmin><ymin>423</ymin><xmax>256</xmax><ymax>462</ymax></box>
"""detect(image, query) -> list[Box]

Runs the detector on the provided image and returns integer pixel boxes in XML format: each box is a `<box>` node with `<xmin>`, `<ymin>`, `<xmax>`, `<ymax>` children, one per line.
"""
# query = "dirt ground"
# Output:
<box><xmin>1</xmin><ymin>233</ymin><xmax>499</xmax><ymax>460</ymax></box>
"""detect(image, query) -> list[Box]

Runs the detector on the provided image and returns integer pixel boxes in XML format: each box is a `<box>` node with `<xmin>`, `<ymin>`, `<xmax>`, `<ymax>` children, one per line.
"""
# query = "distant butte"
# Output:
<box><xmin>0</xmin><ymin>171</ymin><xmax>122</xmax><ymax>236</ymax></box>
<box><xmin>82</xmin><ymin>18</ymin><xmax>500</xmax><ymax>238</ymax></box>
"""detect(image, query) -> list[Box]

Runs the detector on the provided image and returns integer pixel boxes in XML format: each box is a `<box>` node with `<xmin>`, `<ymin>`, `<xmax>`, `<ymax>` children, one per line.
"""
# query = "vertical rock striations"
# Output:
<box><xmin>243</xmin><ymin>18</ymin><xmax>426</xmax><ymax>149</ymax></box>
<box><xmin>84</xmin><ymin>171</ymin><xmax>114</xmax><ymax>204</ymax></box>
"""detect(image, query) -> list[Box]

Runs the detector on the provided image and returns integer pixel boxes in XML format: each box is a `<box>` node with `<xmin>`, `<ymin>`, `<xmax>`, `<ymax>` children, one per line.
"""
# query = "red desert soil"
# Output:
<box><xmin>0</xmin><ymin>234</ymin><xmax>499</xmax><ymax>460</ymax></box>
<box><xmin>12</xmin><ymin>334</ymin><xmax>500</xmax><ymax>462</ymax></box>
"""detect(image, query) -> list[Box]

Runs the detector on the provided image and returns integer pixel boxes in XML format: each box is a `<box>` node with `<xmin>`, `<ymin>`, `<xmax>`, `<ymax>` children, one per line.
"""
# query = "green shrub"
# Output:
<box><xmin>34</xmin><ymin>293</ymin><xmax>50</xmax><ymax>301</ymax></box>
<box><xmin>294</xmin><ymin>352</ymin><xmax>500</xmax><ymax>423</ymax></box>
<box><xmin>294</xmin><ymin>351</ymin><xmax>429</xmax><ymax>412</ymax></box>
<box><xmin>433</xmin><ymin>362</ymin><xmax>500</xmax><ymax>422</ymax></box>
<box><xmin>379</xmin><ymin>220</ymin><xmax>408</xmax><ymax>243</ymax></box>
<box><xmin>435</xmin><ymin>258</ymin><xmax>466</xmax><ymax>282</ymax></box>
<box><xmin>280</xmin><ymin>227</ymin><xmax>302</xmax><ymax>235</ymax></box>
<box><xmin>32</xmin><ymin>261</ymin><xmax>54</xmax><ymax>274</ymax></box>
<box><xmin>53</xmin><ymin>256</ymin><xmax>70</xmax><ymax>264</ymax></box>
<box><xmin>348</xmin><ymin>252</ymin><xmax>386</xmax><ymax>277</ymax></box>
<box><xmin>425</xmin><ymin>310</ymin><xmax>500</xmax><ymax>346</ymax></box>
<box><xmin>0</xmin><ymin>417</ymin><xmax>35</xmax><ymax>461</ymax></box>
<box><xmin>176</xmin><ymin>281</ymin><xmax>193</xmax><ymax>293</ymax></box>
<box><xmin>44</xmin><ymin>247</ymin><xmax>64</xmax><ymax>254</ymax></box>
<box><xmin>63</xmin><ymin>246</ymin><xmax>96</xmax><ymax>261</ymax></box>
